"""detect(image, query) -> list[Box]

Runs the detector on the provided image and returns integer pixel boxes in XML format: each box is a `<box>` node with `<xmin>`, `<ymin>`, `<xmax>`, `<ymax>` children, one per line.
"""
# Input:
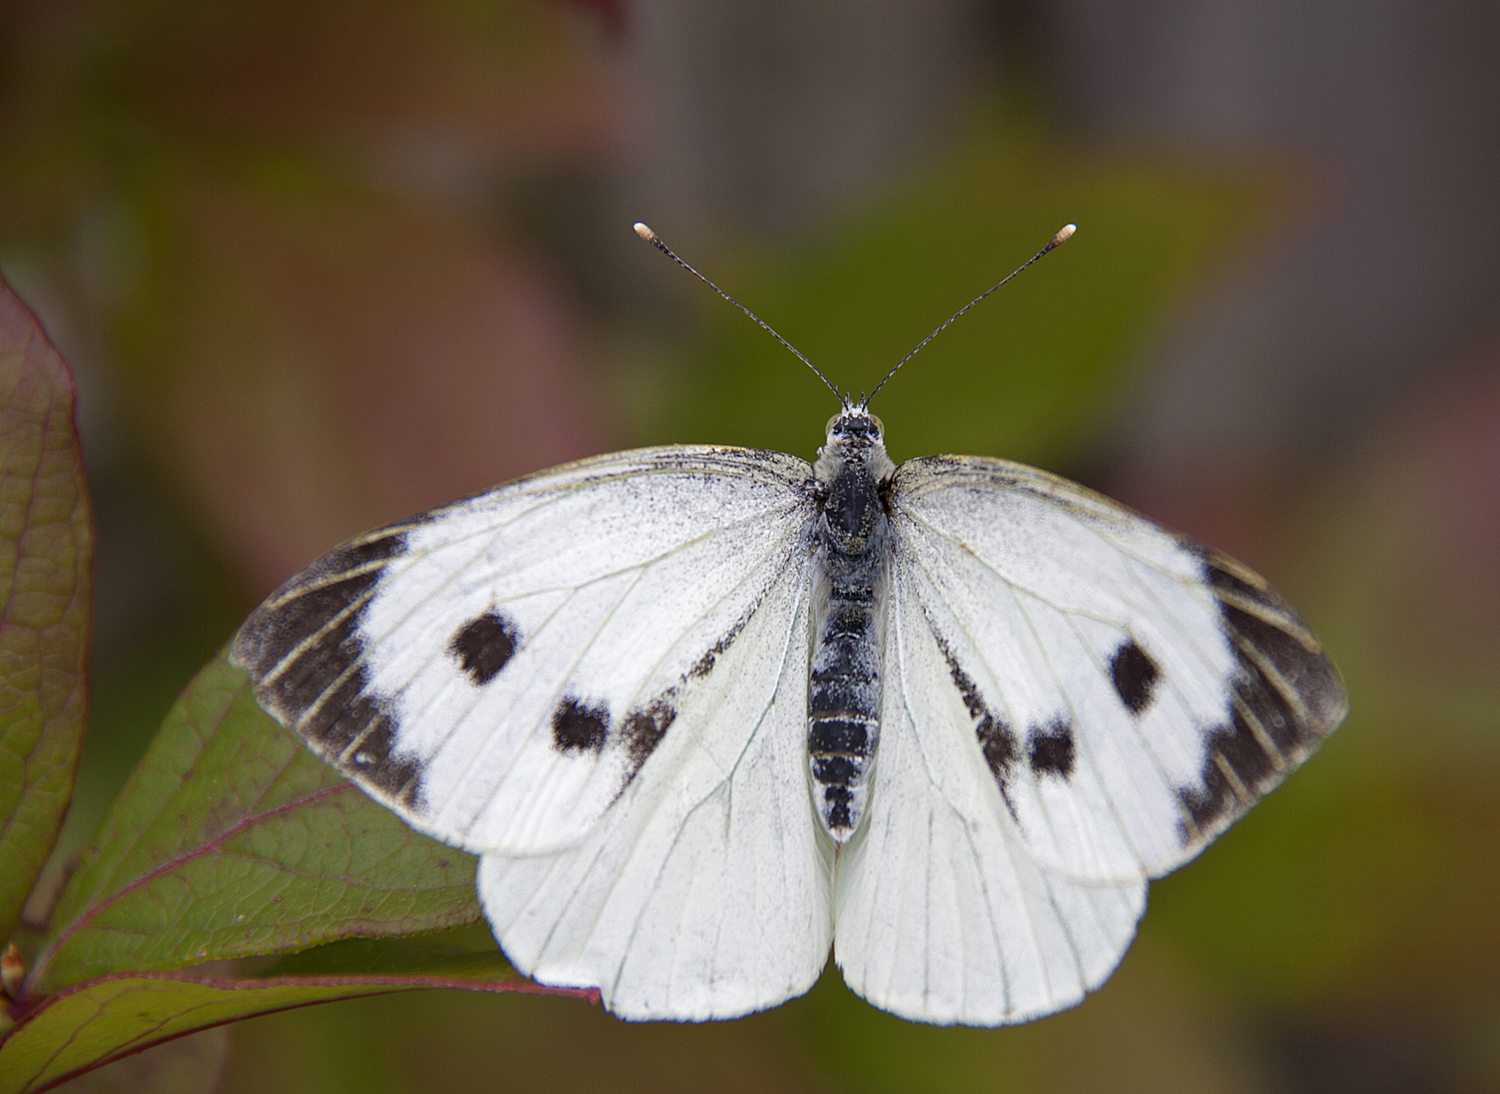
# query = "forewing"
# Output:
<box><xmin>479</xmin><ymin>569</ymin><xmax>834</xmax><ymax>1020</ymax></box>
<box><xmin>232</xmin><ymin>445</ymin><xmax>816</xmax><ymax>855</ymax></box>
<box><xmin>834</xmin><ymin>568</ymin><xmax>1145</xmax><ymax>1025</ymax></box>
<box><xmin>885</xmin><ymin>456</ymin><xmax>1347</xmax><ymax>884</ymax></box>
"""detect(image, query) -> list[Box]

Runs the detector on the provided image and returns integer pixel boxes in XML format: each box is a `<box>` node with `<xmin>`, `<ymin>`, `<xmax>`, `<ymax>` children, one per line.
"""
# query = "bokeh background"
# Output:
<box><xmin>4</xmin><ymin>1</ymin><xmax>1498</xmax><ymax>1091</ymax></box>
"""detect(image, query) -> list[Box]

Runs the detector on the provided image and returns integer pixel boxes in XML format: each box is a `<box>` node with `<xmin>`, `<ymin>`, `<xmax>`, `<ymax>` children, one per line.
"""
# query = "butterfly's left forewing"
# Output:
<box><xmin>232</xmin><ymin>446</ymin><xmax>818</xmax><ymax>858</ymax></box>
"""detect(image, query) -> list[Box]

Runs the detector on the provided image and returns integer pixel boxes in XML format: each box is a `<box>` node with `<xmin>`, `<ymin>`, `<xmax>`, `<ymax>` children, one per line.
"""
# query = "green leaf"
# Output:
<box><xmin>0</xmin><ymin>946</ymin><xmax>588</xmax><ymax>1094</ymax></box>
<box><xmin>0</xmin><ymin>278</ymin><xmax>92</xmax><ymax>946</ymax></box>
<box><xmin>27</xmin><ymin>656</ymin><xmax>482</xmax><ymax>991</ymax></box>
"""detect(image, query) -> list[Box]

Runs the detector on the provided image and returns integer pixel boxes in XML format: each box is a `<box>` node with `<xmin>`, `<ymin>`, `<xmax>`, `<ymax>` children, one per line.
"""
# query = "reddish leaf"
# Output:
<box><xmin>0</xmin><ymin>952</ymin><xmax>591</xmax><ymax>1093</ymax></box>
<box><xmin>0</xmin><ymin>279</ymin><xmax>91</xmax><ymax>945</ymax></box>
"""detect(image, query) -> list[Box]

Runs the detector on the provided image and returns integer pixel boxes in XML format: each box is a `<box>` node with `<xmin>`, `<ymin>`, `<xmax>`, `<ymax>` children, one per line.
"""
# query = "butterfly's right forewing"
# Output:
<box><xmin>834</xmin><ymin>453</ymin><xmax>1345</xmax><ymax>1025</ymax></box>
<box><xmin>878</xmin><ymin>456</ymin><xmax>1346</xmax><ymax>885</ymax></box>
<box><xmin>232</xmin><ymin>446</ymin><xmax>818</xmax><ymax>857</ymax></box>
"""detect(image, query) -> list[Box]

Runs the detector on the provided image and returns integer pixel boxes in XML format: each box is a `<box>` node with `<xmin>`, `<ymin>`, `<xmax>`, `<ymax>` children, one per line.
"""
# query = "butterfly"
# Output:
<box><xmin>231</xmin><ymin>223</ymin><xmax>1346</xmax><ymax>1025</ymax></box>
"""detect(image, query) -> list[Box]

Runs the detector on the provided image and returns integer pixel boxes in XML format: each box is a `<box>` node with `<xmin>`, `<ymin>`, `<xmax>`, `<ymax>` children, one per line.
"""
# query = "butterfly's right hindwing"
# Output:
<box><xmin>834</xmin><ymin>567</ymin><xmax>1146</xmax><ymax>1025</ymax></box>
<box><xmin>231</xmin><ymin>446</ymin><xmax>817</xmax><ymax>856</ymax></box>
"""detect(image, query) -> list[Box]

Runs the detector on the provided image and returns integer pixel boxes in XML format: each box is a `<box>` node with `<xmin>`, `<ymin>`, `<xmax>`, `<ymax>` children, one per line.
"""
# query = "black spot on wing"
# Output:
<box><xmin>1109</xmin><ymin>637</ymin><xmax>1160</xmax><ymax>715</ymax></box>
<box><xmin>936</xmin><ymin>639</ymin><xmax>1020</xmax><ymax>789</ymax></box>
<box><xmin>448</xmin><ymin>610</ymin><xmax>520</xmax><ymax>685</ymax></box>
<box><xmin>977</xmin><ymin>715</ymin><xmax>1020</xmax><ymax>785</ymax></box>
<box><xmin>688</xmin><ymin>619</ymin><xmax>744</xmax><ymax>680</ymax></box>
<box><xmin>552</xmin><ymin>696</ymin><xmax>610</xmax><ymax>754</ymax></box>
<box><xmin>613</xmin><ymin>592</ymin><xmax>780</xmax><ymax>797</ymax></box>
<box><xmin>621</xmin><ymin>698</ymin><xmax>676</xmax><ymax>778</ymax></box>
<box><xmin>1027</xmin><ymin>718</ymin><xmax>1076</xmax><ymax>779</ymax></box>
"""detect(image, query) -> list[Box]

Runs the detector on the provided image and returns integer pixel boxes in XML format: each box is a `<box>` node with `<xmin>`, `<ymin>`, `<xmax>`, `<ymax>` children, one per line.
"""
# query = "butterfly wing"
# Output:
<box><xmin>833</xmin><ymin>455</ymin><xmax>1345</xmax><ymax>1025</ymax></box>
<box><xmin>834</xmin><ymin>572</ymin><xmax>1146</xmax><ymax>1024</ymax></box>
<box><xmin>232</xmin><ymin>445</ymin><xmax>818</xmax><ymax>857</ymax></box>
<box><xmin>879</xmin><ymin>455</ymin><xmax>1346</xmax><ymax>884</ymax></box>
<box><xmin>478</xmin><ymin>568</ymin><xmax>835</xmax><ymax>1020</ymax></box>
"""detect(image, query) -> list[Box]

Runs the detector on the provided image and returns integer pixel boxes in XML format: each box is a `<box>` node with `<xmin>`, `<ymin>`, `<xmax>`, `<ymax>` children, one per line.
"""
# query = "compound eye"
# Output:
<box><xmin>826</xmin><ymin>411</ymin><xmax>884</xmax><ymax>441</ymax></box>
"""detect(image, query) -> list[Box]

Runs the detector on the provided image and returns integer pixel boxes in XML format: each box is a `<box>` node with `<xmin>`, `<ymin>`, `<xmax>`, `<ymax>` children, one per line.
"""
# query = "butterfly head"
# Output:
<box><xmin>826</xmin><ymin>409</ymin><xmax>884</xmax><ymax>447</ymax></box>
<box><xmin>817</xmin><ymin>408</ymin><xmax>894</xmax><ymax>482</ymax></box>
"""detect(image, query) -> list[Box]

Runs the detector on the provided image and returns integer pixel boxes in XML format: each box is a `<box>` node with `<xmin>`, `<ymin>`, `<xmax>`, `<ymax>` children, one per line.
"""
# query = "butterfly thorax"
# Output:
<box><xmin>808</xmin><ymin>411</ymin><xmax>894</xmax><ymax>841</ymax></box>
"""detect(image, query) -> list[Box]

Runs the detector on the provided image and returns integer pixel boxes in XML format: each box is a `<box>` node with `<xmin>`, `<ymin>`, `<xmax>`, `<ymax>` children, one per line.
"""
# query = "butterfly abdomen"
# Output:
<box><xmin>809</xmin><ymin>424</ymin><xmax>893</xmax><ymax>841</ymax></box>
<box><xmin>808</xmin><ymin>564</ymin><xmax>885</xmax><ymax>839</ymax></box>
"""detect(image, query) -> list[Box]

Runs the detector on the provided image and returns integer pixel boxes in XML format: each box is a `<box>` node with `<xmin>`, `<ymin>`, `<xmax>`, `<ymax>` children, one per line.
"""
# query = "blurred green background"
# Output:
<box><xmin>3</xmin><ymin>1</ymin><xmax>1497</xmax><ymax>1090</ymax></box>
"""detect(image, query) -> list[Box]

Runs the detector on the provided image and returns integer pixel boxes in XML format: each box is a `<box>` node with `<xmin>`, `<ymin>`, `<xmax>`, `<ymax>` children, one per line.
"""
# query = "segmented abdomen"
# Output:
<box><xmin>808</xmin><ymin>539</ymin><xmax>888</xmax><ymax>840</ymax></box>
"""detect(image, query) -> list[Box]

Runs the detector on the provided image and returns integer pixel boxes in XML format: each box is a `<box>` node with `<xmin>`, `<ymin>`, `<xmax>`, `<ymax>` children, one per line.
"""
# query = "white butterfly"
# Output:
<box><xmin>231</xmin><ymin>224</ymin><xmax>1346</xmax><ymax>1025</ymax></box>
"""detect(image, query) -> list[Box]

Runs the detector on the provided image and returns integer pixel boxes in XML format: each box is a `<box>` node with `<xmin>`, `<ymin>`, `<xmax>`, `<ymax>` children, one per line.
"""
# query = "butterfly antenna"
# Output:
<box><xmin>634</xmin><ymin>222</ymin><xmax>848</xmax><ymax>408</ymax></box>
<box><xmin>861</xmin><ymin>223</ymin><xmax>1077</xmax><ymax>409</ymax></box>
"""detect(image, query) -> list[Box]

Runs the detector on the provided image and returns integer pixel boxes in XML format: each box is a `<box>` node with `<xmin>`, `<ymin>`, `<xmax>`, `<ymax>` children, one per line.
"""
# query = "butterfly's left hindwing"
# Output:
<box><xmin>882</xmin><ymin>456</ymin><xmax>1347</xmax><ymax>885</ymax></box>
<box><xmin>478</xmin><ymin>568</ymin><xmax>835</xmax><ymax>1020</ymax></box>
<box><xmin>232</xmin><ymin>446</ymin><xmax>817</xmax><ymax>857</ymax></box>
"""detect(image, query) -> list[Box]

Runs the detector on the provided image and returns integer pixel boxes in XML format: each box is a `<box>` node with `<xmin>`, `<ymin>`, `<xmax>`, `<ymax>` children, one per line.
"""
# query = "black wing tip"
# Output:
<box><xmin>231</xmin><ymin>525</ymin><xmax>430</xmax><ymax>813</ymax></box>
<box><xmin>1171</xmin><ymin>546</ymin><xmax>1350</xmax><ymax>849</ymax></box>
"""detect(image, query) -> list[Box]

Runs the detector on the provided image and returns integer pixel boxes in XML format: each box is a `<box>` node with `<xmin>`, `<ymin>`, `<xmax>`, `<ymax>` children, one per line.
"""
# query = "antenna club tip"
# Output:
<box><xmin>1052</xmin><ymin>223</ymin><xmax>1078</xmax><ymax>246</ymax></box>
<box><xmin>633</xmin><ymin>222</ymin><xmax>657</xmax><ymax>242</ymax></box>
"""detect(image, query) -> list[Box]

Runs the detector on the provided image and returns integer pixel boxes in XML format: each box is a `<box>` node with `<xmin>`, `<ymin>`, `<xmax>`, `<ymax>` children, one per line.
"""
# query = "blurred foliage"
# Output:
<box><xmin>635</xmin><ymin>101</ymin><xmax>1282</xmax><ymax>473</ymax></box>
<box><xmin>0</xmin><ymin>0</ymin><xmax>1496</xmax><ymax>1091</ymax></box>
